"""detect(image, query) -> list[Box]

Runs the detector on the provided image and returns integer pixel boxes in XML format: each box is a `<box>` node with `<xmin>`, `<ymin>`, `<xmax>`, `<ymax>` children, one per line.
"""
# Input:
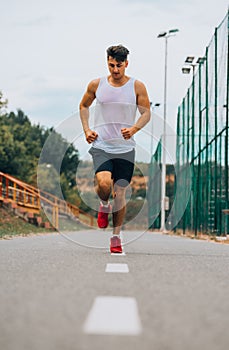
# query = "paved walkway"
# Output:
<box><xmin>0</xmin><ymin>230</ymin><xmax>229</xmax><ymax>350</ymax></box>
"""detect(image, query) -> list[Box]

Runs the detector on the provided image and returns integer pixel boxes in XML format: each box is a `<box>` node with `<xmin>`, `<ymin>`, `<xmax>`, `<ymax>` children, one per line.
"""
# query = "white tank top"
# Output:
<box><xmin>92</xmin><ymin>76</ymin><xmax>137</xmax><ymax>153</ymax></box>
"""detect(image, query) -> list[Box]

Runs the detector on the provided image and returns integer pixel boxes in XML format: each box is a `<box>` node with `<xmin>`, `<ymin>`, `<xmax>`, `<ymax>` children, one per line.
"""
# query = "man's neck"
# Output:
<box><xmin>108</xmin><ymin>75</ymin><xmax>129</xmax><ymax>87</ymax></box>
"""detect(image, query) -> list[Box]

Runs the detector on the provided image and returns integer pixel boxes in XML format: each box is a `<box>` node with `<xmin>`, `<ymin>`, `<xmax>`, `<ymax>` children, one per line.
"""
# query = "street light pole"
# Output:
<box><xmin>161</xmin><ymin>35</ymin><xmax>168</xmax><ymax>233</ymax></box>
<box><xmin>150</xmin><ymin>102</ymin><xmax>161</xmax><ymax>155</ymax></box>
<box><xmin>157</xmin><ymin>28</ymin><xmax>179</xmax><ymax>232</ymax></box>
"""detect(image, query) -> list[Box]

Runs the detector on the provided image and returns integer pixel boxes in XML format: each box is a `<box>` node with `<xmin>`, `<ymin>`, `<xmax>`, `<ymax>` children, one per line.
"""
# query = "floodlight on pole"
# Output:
<box><xmin>168</xmin><ymin>29</ymin><xmax>179</xmax><ymax>34</ymax></box>
<box><xmin>157</xmin><ymin>32</ymin><xmax>167</xmax><ymax>38</ymax></box>
<box><xmin>196</xmin><ymin>57</ymin><xmax>205</xmax><ymax>64</ymax></box>
<box><xmin>157</xmin><ymin>28</ymin><xmax>179</xmax><ymax>233</ymax></box>
<box><xmin>182</xmin><ymin>67</ymin><xmax>191</xmax><ymax>74</ymax></box>
<box><xmin>182</xmin><ymin>56</ymin><xmax>205</xmax><ymax>78</ymax></box>
<box><xmin>185</xmin><ymin>56</ymin><xmax>195</xmax><ymax>64</ymax></box>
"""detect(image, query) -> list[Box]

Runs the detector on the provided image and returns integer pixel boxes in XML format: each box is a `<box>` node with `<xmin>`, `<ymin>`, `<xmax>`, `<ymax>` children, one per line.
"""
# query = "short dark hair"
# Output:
<box><xmin>106</xmin><ymin>45</ymin><xmax>130</xmax><ymax>62</ymax></box>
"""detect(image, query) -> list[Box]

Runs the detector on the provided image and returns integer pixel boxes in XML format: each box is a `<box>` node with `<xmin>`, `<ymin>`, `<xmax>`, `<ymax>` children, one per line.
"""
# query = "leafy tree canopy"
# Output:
<box><xmin>0</xmin><ymin>93</ymin><xmax>80</xmax><ymax>205</ymax></box>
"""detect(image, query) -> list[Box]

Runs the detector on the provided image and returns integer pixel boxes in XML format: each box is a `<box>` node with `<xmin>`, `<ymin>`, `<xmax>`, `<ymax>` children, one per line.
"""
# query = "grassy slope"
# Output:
<box><xmin>0</xmin><ymin>206</ymin><xmax>49</xmax><ymax>238</ymax></box>
<box><xmin>0</xmin><ymin>206</ymin><xmax>90</xmax><ymax>239</ymax></box>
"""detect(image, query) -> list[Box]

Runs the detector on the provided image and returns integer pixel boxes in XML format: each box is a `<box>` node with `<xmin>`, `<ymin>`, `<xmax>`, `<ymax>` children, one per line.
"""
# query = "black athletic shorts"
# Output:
<box><xmin>89</xmin><ymin>147</ymin><xmax>135</xmax><ymax>187</ymax></box>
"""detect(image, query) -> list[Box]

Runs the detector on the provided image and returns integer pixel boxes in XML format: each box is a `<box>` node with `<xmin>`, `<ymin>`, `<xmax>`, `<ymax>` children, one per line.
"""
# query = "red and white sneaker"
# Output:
<box><xmin>110</xmin><ymin>235</ymin><xmax>122</xmax><ymax>254</ymax></box>
<box><xmin>97</xmin><ymin>203</ymin><xmax>112</xmax><ymax>229</ymax></box>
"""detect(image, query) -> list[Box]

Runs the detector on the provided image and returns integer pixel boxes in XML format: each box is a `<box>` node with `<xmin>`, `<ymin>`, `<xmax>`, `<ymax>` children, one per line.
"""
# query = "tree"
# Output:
<box><xmin>0</xmin><ymin>104</ymin><xmax>80</xmax><ymax>205</ymax></box>
<box><xmin>0</xmin><ymin>91</ymin><xmax>8</xmax><ymax>115</ymax></box>
<box><xmin>37</xmin><ymin>163</ymin><xmax>60</xmax><ymax>196</ymax></box>
<box><xmin>39</xmin><ymin>130</ymin><xmax>79</xmax><ymax>187</ymax></box>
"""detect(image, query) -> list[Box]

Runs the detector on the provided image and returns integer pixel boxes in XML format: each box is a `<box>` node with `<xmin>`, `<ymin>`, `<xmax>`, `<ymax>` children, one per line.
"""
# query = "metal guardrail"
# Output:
<box><xmin>0</xmin><ymin>172</ymin><xmax>95</xmax><ymax>229</ymax></box>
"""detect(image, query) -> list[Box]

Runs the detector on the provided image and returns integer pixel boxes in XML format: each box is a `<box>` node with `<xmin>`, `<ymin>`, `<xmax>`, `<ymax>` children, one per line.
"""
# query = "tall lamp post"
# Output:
<box><xmin>150</xmin><ymin>102</ymin><xmax>161</xmax><ymax>155</ymax></box>
<box><xmin>157</xmin><ymin>28</ymin><xmax>179</xmax><ymax>232</ymax></box>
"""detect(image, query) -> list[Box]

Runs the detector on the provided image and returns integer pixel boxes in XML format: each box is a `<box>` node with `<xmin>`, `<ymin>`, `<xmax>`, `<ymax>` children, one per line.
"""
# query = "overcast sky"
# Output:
<box><xmin>1</xmin><ymin>0</ymin><xmax>228</xmax><ymax>161</ymax></box>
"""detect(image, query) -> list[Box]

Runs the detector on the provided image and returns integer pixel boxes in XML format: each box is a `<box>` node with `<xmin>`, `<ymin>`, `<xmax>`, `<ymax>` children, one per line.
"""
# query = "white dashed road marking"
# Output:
<box><xmin>83</xmin><ymin>296</ymin><xmax>142</xmax><ymax>335</ymax></box>
<box><xmin>105</xmin><ymin>263</ymin><xmax>129</xmax><ymax>273</ymax></box>
<box><xmin>110</xmin><ymin>251</ymin><xmax>126</xmax><ymax>256</ymax></box>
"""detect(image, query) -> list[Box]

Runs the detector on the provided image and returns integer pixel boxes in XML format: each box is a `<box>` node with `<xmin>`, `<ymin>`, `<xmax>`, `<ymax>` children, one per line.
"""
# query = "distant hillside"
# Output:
<box><xmin>76</xmin><ymin>160</ymin><xmax>175</xmax><ymax>195</ymax></box>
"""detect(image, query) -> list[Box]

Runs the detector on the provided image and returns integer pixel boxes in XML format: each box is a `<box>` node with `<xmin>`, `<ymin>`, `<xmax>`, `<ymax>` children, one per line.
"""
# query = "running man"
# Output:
<box><xmin>79</xmin><ymin>44</ymin><xmax>151</xmax><ymax>253</ymax></box>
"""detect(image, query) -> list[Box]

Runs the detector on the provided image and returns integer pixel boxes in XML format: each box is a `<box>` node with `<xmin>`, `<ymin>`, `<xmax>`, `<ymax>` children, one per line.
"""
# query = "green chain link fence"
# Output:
<box><xmin>148</xmin><ymin>11</ymin><xmax>228</xmax><ymax>236</ymax></box>
<box><xmin>175</xmin><ymin>11</ymin><xmax>229</xmax><ymax>236</ymax></box>
<box><xmin>148</xmin><ymin>138</ymin><xmax>162</xmax><ymax>229</ymax></box>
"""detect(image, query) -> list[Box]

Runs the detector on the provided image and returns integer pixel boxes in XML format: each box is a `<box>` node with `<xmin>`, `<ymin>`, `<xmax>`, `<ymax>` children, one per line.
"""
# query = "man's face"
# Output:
<box><xmin>107</xmin><ymin>56</ymin><xmax>128</xmax><ymax>80</ymax></box>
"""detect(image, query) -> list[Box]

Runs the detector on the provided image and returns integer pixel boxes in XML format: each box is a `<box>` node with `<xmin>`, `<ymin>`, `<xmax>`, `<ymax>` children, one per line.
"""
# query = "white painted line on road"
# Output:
<box><xmin>105</xmin><ymin>263</ymin><xmax>129</xmax><ymax>273</ymax></box>
<box><xmin>83</xmin><ymin>296</ymin><xmax>142</xmax><ymax>335</ymax></box>
<box><xmin>110</xmin><ymin>251</ymin><xmax>126</xmax><ymax>256</ymax></box>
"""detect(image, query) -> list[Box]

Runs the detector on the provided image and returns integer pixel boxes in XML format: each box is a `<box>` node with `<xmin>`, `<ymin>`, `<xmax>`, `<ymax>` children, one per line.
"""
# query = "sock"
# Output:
<box><xmin>112</xmin><ymin>232</ymin><xmax>122</xmax><ymax>238</ymax></box>
<box><xmin>101</xmin><ymin>201</ymin><xmax>109</xmax><ymax>207</ymax></box>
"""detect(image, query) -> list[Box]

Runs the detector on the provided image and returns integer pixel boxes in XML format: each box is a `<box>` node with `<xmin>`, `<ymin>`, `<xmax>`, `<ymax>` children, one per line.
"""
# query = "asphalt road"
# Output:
<box><xmin>0</xmin><ymin>230</ymin><xmax>229</xmax><ymax>350</ymax></box>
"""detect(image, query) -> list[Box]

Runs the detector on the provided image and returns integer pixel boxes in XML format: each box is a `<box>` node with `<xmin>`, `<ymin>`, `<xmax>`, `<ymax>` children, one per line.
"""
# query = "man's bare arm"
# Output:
<box><xmin>79</xmin><ymin>79</ymin><xmax>99</xmax><ymax>143</ymax></box>
<box><xmin>121</xmin><ymin>80</ymin><xmax>151</xmax><ymax>140</ymax></box>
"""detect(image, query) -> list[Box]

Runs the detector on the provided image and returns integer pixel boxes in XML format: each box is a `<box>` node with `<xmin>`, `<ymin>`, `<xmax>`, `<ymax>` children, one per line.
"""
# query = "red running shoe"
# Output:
<box><xmin>110</xmin><ymin>235</ymin><xmax>122</xmax><ymax>254</ymax></box>
<box><xmin>97</xmin><ymin>203</ymin><xmax>111</xmax><ymax>228</ymax></box>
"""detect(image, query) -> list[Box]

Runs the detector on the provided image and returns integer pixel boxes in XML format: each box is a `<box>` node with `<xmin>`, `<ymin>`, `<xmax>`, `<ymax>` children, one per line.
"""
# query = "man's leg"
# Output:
<box><xmin>109</xmin><ymin>183</ymin><xmax>127</xmax><ymax>253</ymax></box>
<box><xmin>95</xmin><ymin>171</ymin><xmax>112</xmax><ymax>202</ymax></box>
<box><xmin>109</xmin><ymin>151</ymin><xmax>134</xmax><ymax>253</ymax></box>
<box><xmin>95</xmin><ymin>171</ymin><xmax>113</xmax><ymax>229</ymax></box>
<box><xmin>112</xmin><ymin>183</ymin><xmax>127</xmax><ymax>235</ymax></box>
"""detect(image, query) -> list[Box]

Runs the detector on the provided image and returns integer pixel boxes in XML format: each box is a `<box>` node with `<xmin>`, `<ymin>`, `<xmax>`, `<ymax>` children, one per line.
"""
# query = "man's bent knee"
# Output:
<box><xmin>96</xmin><ymin>172</ymin><xmax>112</xmax><ymax>196</ymax></box>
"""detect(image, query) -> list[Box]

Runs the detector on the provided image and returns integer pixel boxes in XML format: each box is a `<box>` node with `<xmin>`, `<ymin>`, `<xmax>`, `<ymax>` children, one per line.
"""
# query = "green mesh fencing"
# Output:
<box><xmin>176</xmin><ymin>11</ymin><xmax>229</xmax><ymax>236</ymax></box>
<box><xmin>148</xmin><ymin>138</ymin><xmax>162</xmax><ymax>229</ymax></box>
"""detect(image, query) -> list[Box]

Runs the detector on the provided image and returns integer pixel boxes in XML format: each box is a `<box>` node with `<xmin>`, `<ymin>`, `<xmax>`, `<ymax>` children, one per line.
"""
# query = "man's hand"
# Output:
<box><xmin>121</xmin><ymin>126</ymin><xmax>139</xmax><ymax>140</ymax></box>
<box><xmin>85</xmin><ymin>129</ymin><xmax>98</xmax><ymax>144</ymax></box>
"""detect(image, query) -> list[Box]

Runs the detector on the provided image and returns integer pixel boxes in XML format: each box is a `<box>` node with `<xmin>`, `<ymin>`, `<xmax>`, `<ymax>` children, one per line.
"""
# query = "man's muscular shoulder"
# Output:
<box><xmin>134</xmin><ymin>79</ymin><xmax>147</xmax><ymax>95</ymax></box>
<box><xmin>88</xmin><ymin>78</ymin><xmax>100</xmax><ymax>94</ymax></box>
